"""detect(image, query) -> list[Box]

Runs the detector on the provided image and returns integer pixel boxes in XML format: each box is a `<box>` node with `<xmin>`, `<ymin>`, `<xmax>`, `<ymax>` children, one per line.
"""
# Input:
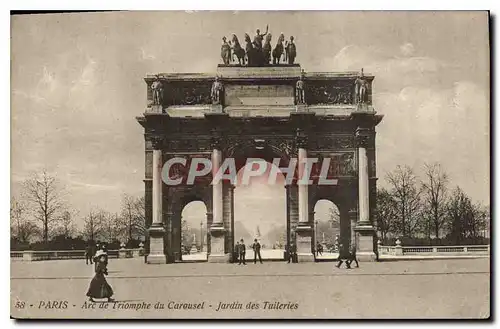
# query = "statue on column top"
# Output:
<box><xmin>151</xmin><ymin>76</ymin><xmax>163</xmax><ymax>106</ymax></box>
<box><xmin>295</xmin><ymin>70</ymin><xmax>305</xmax><ymax>105</ymax></box>
<box><xmin>211</xmin><ymin>76</ymin><xmax>224</xmax><ymax>105</ymax></box>
<box><xmin>355</xmin><ymin>68</ymin><xmax>368</xmax><ymax>104</ymax></box>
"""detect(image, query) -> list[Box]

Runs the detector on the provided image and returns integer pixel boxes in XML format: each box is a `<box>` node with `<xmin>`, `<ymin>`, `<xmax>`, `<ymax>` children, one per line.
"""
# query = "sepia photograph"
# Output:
<box><xmin>9</xmin><ymin>10</ymin><xmax>490</xmax><ymax>319</ymax></box>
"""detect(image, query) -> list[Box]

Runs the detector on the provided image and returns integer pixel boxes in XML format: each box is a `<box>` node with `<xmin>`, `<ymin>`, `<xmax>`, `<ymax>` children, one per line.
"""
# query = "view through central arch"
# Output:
<box><xmin>233</xmin><ymin>159</ymin><xmax>286</xmax><ymax>261</ymax></box>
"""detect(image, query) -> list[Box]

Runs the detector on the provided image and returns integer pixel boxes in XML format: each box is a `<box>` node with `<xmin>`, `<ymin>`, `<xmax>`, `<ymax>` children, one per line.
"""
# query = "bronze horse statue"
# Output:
<box><xmin>262</xmin><ymin>34</ymin><xmax>272</xmax><ymax>65</ymax></box>
<box><xmin>244</xmin><ymin>33</ymin><xmax>258</xmax><ymax>66</ymax></box>
<box><xmin>220</xmin><ymin>36</ymin><xmax>231</xmax><ymax>65</ymax></box>
<box><xmin>272</xmin><ymin>33</ymin><xmax>285</xmax><ymax>64</ymax></box>
<box><xmin>230</xmin><ymin>34</ymin><xmax>246</xmax><ymax>65</ymax></box>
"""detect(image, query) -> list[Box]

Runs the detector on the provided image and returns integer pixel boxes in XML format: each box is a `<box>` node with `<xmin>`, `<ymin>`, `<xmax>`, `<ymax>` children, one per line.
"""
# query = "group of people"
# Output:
<box><xmin>234</xmin><ymin>238</ymin><xmax>263</xmax><ymax>265</ymax></box>
<box><xmin>85</xmin><ymin>242</ymin><xmax>114</xmax><ymax>302</ymax></box>
<box><xmin>335</xmin><ymin>243</ymin><xmax>359</xmax><ymax>269</ymax></box>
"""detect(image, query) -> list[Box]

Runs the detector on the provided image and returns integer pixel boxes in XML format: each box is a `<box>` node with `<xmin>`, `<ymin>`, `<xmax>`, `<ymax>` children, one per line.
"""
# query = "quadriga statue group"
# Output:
<box><xmin>221</xmin><ymin>25</ymin><xmax>297</xmax><ymax>66</ymax></box>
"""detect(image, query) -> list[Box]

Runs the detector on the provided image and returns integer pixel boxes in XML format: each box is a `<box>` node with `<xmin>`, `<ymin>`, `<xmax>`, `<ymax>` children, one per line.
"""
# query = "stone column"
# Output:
<box><xmin>354</xmin><ymin>128</ymin><xmax>376</xmax><ymax>261</ymax></box>
<box><xmin>147</xmin><ymin>137</ymin><xmax>167</xmax><ymax>264</ymax></box>
<box><xmin>295</xmin><ymin>134</ymin><xmax>314</xmax><ymax>262</ymax></box>
<box><xmin>208</xmin><ymin>143</ymin><xmax>228</xmax><ymax>262</ymax></box>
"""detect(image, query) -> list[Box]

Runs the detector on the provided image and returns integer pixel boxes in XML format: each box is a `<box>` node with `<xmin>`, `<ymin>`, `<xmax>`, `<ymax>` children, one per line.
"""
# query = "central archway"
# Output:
<box><xmin>233</xmin><ymin>160</ymin><xmax>287</xmax><ymax>261</ymax></box>
<box><xmin>230</xmin><ymin>143</ymin><xmax>290</xmax><ymax>261</ymax></box>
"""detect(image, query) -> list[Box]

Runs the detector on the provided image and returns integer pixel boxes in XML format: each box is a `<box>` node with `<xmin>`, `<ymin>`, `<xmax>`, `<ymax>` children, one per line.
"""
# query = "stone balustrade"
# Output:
<box><xmin>377</xmin><ymin>242</ymin><xmax>490</xmax><ymax>257</ymax></box>
<box><xmin>10</xmin><ymin>248</ymin><xmax>145</xmax><ymax>262</ymax></box>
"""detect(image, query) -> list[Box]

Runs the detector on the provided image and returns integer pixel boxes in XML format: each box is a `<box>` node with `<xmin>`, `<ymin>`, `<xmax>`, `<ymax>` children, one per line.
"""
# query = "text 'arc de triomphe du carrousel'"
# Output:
<box><xmin>136</xmin><ymin>27</ymin><xmax>383</xmax><ymax>264</ymax></box>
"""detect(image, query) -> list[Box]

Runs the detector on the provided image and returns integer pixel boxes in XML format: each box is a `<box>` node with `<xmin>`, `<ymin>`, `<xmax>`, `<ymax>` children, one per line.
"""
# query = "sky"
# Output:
<box><xmin>11</xmin><ymin>11</ymin><xmax>490</xmax><ymax>233</ymax></box>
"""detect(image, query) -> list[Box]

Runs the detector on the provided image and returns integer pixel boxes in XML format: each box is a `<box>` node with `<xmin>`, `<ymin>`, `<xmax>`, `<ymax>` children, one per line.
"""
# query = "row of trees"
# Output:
<box><xmin>10</xmin><ymin>170</ymin><xmax>146</xmax><ymax>250</ymax></box>
<box><xmin>375</xmin><ymin>163</ymin><xmax>489</xmax><ymax>245</ymax></box>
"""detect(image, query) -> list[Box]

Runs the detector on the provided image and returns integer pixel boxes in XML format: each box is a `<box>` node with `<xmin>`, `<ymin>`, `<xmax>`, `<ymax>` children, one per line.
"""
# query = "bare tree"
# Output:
<box><xmin>328</xmin><ymin>205</ymin><xmax>340</xmax><ymax>229</ymax></box>
<box><xmin>10</xmin><ymin>197</ymin><xmax>39</xmax><ymax>244</ymax></box>
<box><xmin>421</xmin><ymin>163</ymin><xmax>449</xmax><ymax>239</ymax></box>
<box><xmin>119</xmin><ymin>194</ymin><xmax>146</xmax><ymax>242</ymax></box>
<box><xmin>101</xmin><ymin>211</ymin><xmax>121</xmax><ymax>243</ymax></box>
<box><xmin>82</xmin><ymin>209</ymin><xmax>103</xmax><ymax>242</ymax></box>
<box><xmin>375</xmin><ymin>188</ymin><xmax>399</xmax><ymax>242</ymax></box>
<box><xmin>23</xmin><ymin>170</ymin><xmax>65</xmax><ymax>243</ymax></box>
<box><xmin>133</xmin><ymin>196</ymin><xmax>147</xmax><ymax>237</ymax></box>
<box><xmin>55</xmin><ymin>210</ymin><xmax>77</xmax><ymax>238</ymax></box>
<box><xmin>386</xmin><ymin>165</ymin><xmax>423</xmax><ymax>238</ymax></box>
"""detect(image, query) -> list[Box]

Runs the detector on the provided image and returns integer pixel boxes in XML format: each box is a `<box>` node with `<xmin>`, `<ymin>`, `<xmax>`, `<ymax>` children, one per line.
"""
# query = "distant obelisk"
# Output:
<box><xmin>190</xmin><ymin>233</ymin><xmax>198</xmax><ymax>254</ymax></box>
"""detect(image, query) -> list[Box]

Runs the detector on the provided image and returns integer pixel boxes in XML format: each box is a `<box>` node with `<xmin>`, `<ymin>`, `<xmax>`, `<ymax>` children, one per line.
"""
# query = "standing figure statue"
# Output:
<box><xmin>221</xmin><ymin>36</ymin><xmax>231</xmax><ymax>65</ymax></box>
<box><xmin>230</xmin><ymin>34</ymin><xmax>246</xmax><ymax>65</ymax></box>
<box><xmin>151</xmin><ymin>77</ymin><xmax>163</xmax><ymax>106</ymax></box>
<box><xmin>285</xmin><ymin>36</ymin><xmax>297</xmax><ymax>64</ymax></box>
<box><xmin>272</xmin><ymin>33</ymin><xmax>285</xmax><ymax>64</ymax></box>
<box><xmin>211</xmin><ymin>76</ymin><xmax>224</xmax><ymax>105</ymax></box>
<box><xmin>253</xmin><ymin>25</ymin><xmax>269</xmax><ymax>51</ymax></box>
<box><xmin>355</xmin><ymin>68</ymin><xmax>368</xmax><ymax>104</ymax></box>
<box><xmin>262</xmin><ymin>34</ymin><xmax>272</xmax><ymax>65</ymax></box>
<box><xmin>295</xmin><ymin>72</ymin><xmax>305</xmax><ymax>105</ymax></box>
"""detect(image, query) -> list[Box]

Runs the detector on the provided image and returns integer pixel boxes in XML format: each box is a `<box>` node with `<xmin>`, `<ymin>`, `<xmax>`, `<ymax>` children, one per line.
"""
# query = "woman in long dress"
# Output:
<box><xmin>86</xmin><ymin>251</ymin><xmax>114</xmax><ymax>302</ymax></box>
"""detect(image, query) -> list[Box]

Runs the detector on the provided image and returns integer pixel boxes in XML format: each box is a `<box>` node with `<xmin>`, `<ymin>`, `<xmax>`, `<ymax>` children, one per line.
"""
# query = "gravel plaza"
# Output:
<box><xmin>11</xmin><ymin>258</ymin><xmax>490</xmax><ymax>319</ymax></box>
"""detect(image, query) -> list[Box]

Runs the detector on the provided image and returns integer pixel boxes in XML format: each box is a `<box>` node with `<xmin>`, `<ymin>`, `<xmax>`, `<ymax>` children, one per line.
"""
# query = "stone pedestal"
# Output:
<box><xmin>208</xmin><ymin>225</ymin><xmax>229</xmax><ymax>263</ymax></box>
<box><xmin>148</xmin><ymin>104</ymin><xmax>164</xmax><ymax>114</ymax></box>
<box><xmin>118</xmin><ymin>249</ymin><xmax>127</xmax><ymax>259</ymax></box>
<box><xmin>147</xmin><ymin>225</ymin><xmax>167</xmax><ymax>264</ymax></box>
<box><xmin>353</xmin><ymin>225</ymin><xmax>376</xmax><ymax>261</ymax></box>
<box><xmin>295</xmin><ymin>104</ymin><xmax>307</xmax><ymax>112</ymax></box>
<box><xmin>295</xmin><ymin>225</ymin><xmax>314</xmax><ymax>262</ymax></box>
<box><xmin>210</xmin><ymin>104</ymin><xmax>223</xmax><ymax>113</ymax></box>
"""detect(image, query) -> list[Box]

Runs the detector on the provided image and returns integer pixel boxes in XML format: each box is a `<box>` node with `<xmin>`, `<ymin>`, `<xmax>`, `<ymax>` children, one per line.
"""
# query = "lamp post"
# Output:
<box><xmin>315</xmin><ymin>219</ymin><xmax>319</xmax><ymax>246</ymax></box>
<box><xmin>200</xmin><ymin>221</ymin><xmax>203</xmax><ymax>252</ymax></box>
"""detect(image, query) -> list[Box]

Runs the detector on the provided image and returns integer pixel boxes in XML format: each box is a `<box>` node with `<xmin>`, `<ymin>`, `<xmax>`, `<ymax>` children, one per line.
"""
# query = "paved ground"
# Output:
<box><xmin>11</xmin><ymin>258</ymin><xmax>490</xmax><ymax>319</ymax></box>
<box><xmin>182</xmin><ymin>250</ymin><xmax>339</xmax><ymax>261</ymax></box>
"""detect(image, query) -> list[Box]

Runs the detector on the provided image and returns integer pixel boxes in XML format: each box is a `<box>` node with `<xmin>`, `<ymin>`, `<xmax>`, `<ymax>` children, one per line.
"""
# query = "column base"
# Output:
<box><xmin>146</xmin><ymin>254</ymin><xmax>167</xmax><ymax>264</ymax></box>
<box><xmin>207</xmin><ymin>253</ymin><xmax>230</xmax><ymax>263</ymax></box>
<box><xmin>354</xmin><ymin>224</ymin><xmax>376</xmax><ymax>261</ymax></box>
<box><xmin>297</xmin><ymin>253</ymin><xmax>315</xmax><ymax>262</ymax></box>
<box><xmin>210</xmin><ymin>225</ymin><xmax>226</xmax><ymax>258</ymax></box>
<box><xmin>147</xmin><ymin>224</ymin><xmax>166</xmax><ymax>264</ymax></box>
<box><xmin>295</xmin><ymin>224</ymin><xmax>314</xmax><ymax>262</ymax></box>
<box><xmin>356</xmin><ymin>251</ymin><xmax>377</xmax><ymax>262</ymax></box>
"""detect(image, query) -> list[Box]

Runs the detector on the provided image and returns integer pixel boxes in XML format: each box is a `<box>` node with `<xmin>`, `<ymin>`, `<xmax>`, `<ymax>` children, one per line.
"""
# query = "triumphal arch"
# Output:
<box><xmin>137</xmin><ymin>38</ymin><xmax>382</xmax><ymax>264</ymax></box>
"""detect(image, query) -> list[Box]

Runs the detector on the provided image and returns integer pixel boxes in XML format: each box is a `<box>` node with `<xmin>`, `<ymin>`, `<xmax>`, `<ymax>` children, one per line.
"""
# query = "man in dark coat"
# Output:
<box><xmin>336</xmin><ymin>243</ymin><xmax>350</xmax><ymax>268</ymax></box>
<box><xmin>238</xmin><ymin>239</ymin><xmax>246</xmax><ymax>265</ymax></box>
<box><xmin>251</xmin><ymin>239</ymin><xmax>263</xmax><ymax>264</ymax></box>
<box><xmin>346</xmin><ymin>244</ymin><xmax>359</xmax><ymax>268</ymax></box>
<box><xmin>287</xmin><ymin>243</ymin><xmax>297</xmax><ymax>263</ymax></box>
<box><xmin>233</xmin><ymin>241</ymin><xmax>240</xmax><ymax>264</ymax></box>
<box><xmin>85</xmin><ymin>244</ymin><xmax>93</xmax><ymax>265</ymax></box>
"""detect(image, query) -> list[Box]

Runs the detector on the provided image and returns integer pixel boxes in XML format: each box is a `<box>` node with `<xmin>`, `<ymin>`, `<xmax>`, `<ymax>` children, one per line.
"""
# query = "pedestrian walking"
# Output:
<box><xmin>335</xmin><ymin>243</ymin><xmax>351</xmax><ymax>269</ymax></box>
<box><xmin>287</xmin><ymin>243</ymin><xmax>297</xmax><ymax>263</ymax></box>
<box><xmin>251</xmin><ymin>239</ymin><xmax>263</xmax><ymax>264</ymax></box>
<box><xmin>85</xmin><ymin>243</ymin><xmax>93</xmax><ymax>265</ymax></box>
<box><xmin>86</xmin><ymin>250</ymin><xmax>114</xmax><ymax>302</ymax></box>
<box><xmin>233</xmin><ymin>241</ymin><xmax>240</xmax><ymax>264</ymax></box>
<box><xmin>238</xmin><ymin>239</ymin><xmax>246</xmax><ymax>265</ymax></box>
<box><xmin>346</xmin><ymin>243</ymin><xmax>359</xmax><ymax>268</ymax></box>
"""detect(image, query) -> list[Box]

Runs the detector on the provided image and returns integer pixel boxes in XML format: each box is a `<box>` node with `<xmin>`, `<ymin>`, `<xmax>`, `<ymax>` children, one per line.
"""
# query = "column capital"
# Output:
<box><xmin>151</xmin><ymin>135</ymin><xmax>165</xmax><ymax>150</ymax></box>
<box><xmin>295</xmin><ymin>128</ymin><xmax>308</xmax><ymax>149</ymax></box>
<box><xmin>210</xmin><ymin>134</ymin><xmax>224</xmax><ymax>149</ymax></box>
<box><xmin>355</xmin><ymin>127</ymin><xmax>372</xmax><ymax>148</ymax></box>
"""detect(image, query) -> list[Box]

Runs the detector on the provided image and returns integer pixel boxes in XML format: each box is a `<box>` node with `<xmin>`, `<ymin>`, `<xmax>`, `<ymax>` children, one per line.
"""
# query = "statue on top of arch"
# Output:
<box><xmin>219</xmin><ymin>25</ymin><xmax>298</xmax><ymax>66</ymax></box>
